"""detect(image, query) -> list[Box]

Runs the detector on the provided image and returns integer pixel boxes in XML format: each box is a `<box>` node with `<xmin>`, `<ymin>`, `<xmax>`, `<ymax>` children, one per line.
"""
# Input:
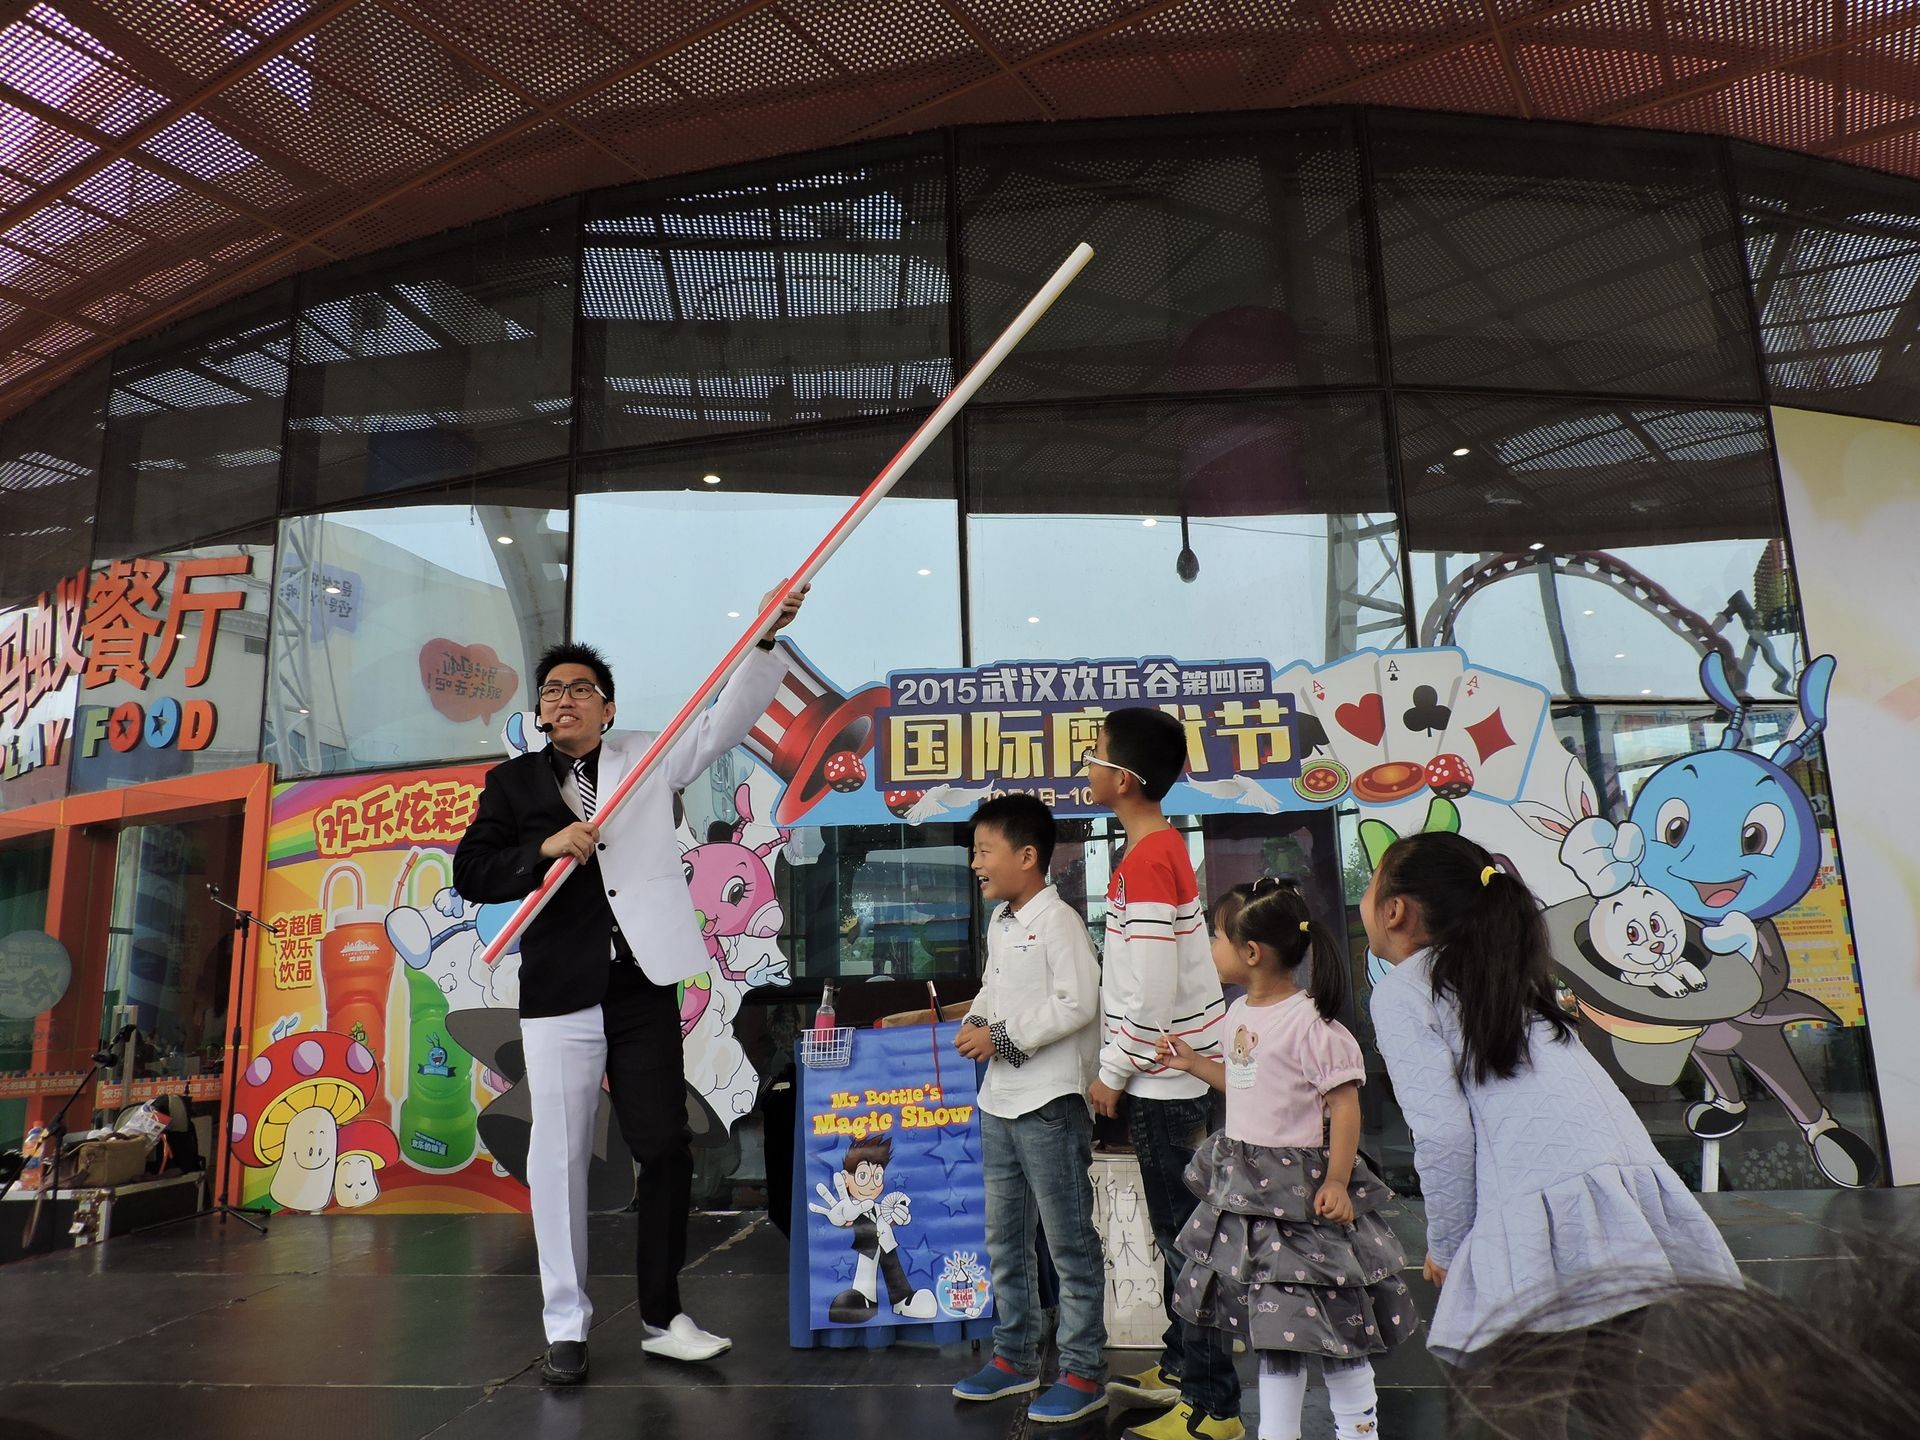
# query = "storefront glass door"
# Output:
<box><xmin>0</xmin><ymin>839</ymin><xmax>56</xmax><ymax>1151</ymax></box>
<box><xmin>96</xmin><ymin>808</ymin><xmax>245</xmax><ymax>1147</ymax></box>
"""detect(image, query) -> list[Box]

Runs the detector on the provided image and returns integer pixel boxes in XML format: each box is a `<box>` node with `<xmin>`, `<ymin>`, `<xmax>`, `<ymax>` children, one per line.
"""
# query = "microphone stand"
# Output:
<box><xmin>0</xmin><ymin>1043</ymin><xmax>118</xmax><ymax>1251</ymax></box>
<box><xmin>138</xmin><ymin>884</ymin><xmax>277</xmax><ymax>1237</ymax></box>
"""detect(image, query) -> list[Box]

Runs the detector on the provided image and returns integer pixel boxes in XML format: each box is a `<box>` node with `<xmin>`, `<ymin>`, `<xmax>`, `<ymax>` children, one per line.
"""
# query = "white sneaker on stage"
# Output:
<box><xmin>641</xmin><ymin>1314</ymin><xmax>732</xmax><ymax>1362</ymax></box>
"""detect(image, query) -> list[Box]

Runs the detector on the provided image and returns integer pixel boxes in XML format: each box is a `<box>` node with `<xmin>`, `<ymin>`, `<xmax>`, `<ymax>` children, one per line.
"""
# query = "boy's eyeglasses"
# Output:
<box><xmin>538</xmin><ymin>681</ymin><xmax>606</xmax><ymax>703</ymax></box>
<box><xmin>1078</xmin><ymin>754</ymin><xmax>1146</xmax><ymax>787</ymax></box>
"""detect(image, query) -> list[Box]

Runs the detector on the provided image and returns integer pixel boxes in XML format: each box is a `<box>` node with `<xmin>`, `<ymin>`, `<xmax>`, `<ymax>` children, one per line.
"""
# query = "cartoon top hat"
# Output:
<box><xmin>742</xmin><ymin>641</ymin><xmax>889</xmax><ymax>825</ymax></box>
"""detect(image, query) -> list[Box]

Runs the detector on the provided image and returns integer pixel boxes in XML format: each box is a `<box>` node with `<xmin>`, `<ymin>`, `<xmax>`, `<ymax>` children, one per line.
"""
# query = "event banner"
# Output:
<box><xmin>243</xmin><ymin>764</ymin><xmax>528</xmax><ymax>1214</ymax></box>
<box><xmin>796</xmin><ymin>1022</ymin><xmax>992</xmax><ymax>1334</ymax></box>
<box><xmin>720</xmin><ymin>642</ymin><xmax>1554</xmax><ymax>830</ymax></box>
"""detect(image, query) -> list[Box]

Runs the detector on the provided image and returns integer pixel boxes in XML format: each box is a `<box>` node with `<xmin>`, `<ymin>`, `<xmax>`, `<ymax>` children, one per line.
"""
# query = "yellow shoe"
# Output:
<box><xmin>1123</xmin><ymin>1401</ymin><xmax>1246</xmax><ymax>1440</ymax></box>
<box><xmin>1107</xmin><ymin>1364</ymin><xmax>1179</xmax><ymax>1407</ymax></box>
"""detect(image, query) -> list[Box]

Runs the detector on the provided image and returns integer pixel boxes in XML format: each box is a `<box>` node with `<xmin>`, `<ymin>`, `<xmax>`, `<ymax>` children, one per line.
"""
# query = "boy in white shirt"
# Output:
<box><xmin>950</xmin><ymin>794</ymin><xmax>1107</xmax><ymax>1425</ymax></box>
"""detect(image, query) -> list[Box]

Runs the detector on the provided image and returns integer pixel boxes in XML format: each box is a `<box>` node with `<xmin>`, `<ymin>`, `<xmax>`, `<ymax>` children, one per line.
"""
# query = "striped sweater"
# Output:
<box><xmin>1097</xmin><ymin>828</ymin><xmax>1226</xmax><ymax>1099</ymax></box>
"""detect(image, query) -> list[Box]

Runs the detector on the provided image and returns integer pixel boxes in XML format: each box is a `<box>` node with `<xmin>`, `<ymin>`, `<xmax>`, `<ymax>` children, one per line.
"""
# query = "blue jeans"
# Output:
<box><xmin>1129</xmin><ymin>1092</ymin><xmax>1241</xmax><ymax>1421</ymax></box>
<box><xmin>981</xmin><ymin>1094</ymin><xmax>1108</xmax><ymax>1381</ymax></box>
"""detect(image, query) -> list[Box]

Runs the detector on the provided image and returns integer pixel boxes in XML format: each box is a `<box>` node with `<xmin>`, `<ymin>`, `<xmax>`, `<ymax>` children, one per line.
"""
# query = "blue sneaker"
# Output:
<box><xmin>952</xmin><ymin>1359</ymin><xmax>1041</xmax><ymax>1402</ymax></box>
<box><xmin>1029</xmin><ymin>1378</ymin><xmax>1108</xmax><ymax>1424</ymax></box>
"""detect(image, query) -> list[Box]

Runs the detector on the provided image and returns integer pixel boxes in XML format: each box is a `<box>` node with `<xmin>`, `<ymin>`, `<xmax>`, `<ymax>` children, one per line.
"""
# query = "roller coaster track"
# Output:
<box><xmin>1417</xmin><ymin>549</ymin><xmax>1798</xmax><ymax>695</ymax></box>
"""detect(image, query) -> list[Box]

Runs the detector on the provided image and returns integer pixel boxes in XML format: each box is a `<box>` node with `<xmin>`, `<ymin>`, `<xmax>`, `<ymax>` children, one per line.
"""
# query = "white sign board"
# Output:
<box><xmin>1090</xmin><ymin>1150</ymin><xmax>1167</xmax><ymax>1349</ymax></box>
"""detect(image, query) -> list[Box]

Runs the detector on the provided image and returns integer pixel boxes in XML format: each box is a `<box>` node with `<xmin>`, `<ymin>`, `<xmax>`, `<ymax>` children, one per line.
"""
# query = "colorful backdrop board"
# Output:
<box><xmin>247</xmin><ymin>763</ymin><xmax>529</xmax><ymax>1214</ymax></box>
<box><xmin>1359</xmin><ymin>646</ymin><xmax>1878</xmax><ymax>1189</ymax></box>
<box><xmin>250</xmin><ymin>749</ymin><xmax>802</xmax><ymax>1216</ymax></box>
<box><xmin>788</xmin><ymin>1022</ymin><xmax>995</xmax><ymax>1349</ymax></box>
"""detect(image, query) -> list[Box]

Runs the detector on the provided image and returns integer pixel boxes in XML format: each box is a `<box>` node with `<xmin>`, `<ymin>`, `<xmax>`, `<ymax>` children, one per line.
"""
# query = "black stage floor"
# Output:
<box><xmin>1</xmin><ymin>1188</ymin><xmax>1911</xmax><ymax>1440</ymax></box>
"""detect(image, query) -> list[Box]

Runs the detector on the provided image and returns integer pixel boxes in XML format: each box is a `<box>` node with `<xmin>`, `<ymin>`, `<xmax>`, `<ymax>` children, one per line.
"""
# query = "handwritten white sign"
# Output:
<box><xmin>1089</xmin><ymin>1151</ymin><xmax>1166</xmax><ymax>1348</ymax></box>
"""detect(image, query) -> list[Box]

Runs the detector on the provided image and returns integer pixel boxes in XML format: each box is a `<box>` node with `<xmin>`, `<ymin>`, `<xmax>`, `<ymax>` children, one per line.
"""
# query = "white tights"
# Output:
<box><xmin>1255</xmin><ymin>1353</ymin><xmax>1379</xmax><ymax>1440</ymax></box>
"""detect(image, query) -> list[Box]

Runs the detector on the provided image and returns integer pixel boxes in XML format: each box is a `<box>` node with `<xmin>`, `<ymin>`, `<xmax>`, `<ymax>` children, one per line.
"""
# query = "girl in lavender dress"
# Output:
<box><xmin>1364</xmin><ymin>831</ymin><xmax>1741</xmax><ymax>1440</ymax></box>
<box><xmin>1160</xmin><ymin>878</ymin><xmax>1418</xmax><ymax>1440</ymax></box>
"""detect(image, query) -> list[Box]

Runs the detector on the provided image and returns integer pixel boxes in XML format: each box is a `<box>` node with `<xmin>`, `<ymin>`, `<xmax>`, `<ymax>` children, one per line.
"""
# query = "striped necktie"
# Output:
<box><xmin>573</xmin><ymin>758</ymin><xmax>597</xmax><ymax>820</ymax></box>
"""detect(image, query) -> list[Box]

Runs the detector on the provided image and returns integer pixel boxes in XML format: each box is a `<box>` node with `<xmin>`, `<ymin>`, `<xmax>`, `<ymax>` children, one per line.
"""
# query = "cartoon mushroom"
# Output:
<box><xmin>230</xmin><ymin>1032</ymin><xmax>380</xmax><ymax>1214</ymax></box>
<box><xmin>333</xmin><ymin>1119</ymin><xmax>399</xmax><ymax>1209</ymax></box>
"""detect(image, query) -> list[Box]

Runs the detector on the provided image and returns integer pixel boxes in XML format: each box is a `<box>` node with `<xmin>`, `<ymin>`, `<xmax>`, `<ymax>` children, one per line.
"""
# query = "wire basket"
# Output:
<box><xmin>800</xmin><ymin>1025</ymin><xmax>854</xmax><ymax>1070</ymax></box>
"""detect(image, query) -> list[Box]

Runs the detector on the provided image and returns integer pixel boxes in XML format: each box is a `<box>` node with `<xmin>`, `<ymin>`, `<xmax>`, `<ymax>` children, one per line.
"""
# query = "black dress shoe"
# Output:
<box><xmin>543</xmin><ymin>1341</ymin><xmax>588</xmax><ymax>1385</ymax></box>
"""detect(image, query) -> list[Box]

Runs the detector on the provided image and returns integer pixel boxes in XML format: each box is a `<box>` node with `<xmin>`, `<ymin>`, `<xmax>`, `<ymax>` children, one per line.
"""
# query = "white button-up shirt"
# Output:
<box><xmin>968</xmin><ymin>884</ymin><xmax>1102</xmax><ymax>1120</ymax></box>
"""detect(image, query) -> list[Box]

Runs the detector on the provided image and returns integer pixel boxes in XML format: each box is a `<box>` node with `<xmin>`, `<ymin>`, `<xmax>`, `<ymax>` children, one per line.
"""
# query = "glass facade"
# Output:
<box><xmin>1</xmin><ymin>108</ymin><xmax>1913</xmax><ymax>1200</ymax></box>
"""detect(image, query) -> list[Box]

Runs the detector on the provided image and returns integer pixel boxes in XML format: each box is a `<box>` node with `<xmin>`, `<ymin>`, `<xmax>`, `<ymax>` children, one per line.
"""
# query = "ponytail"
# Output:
<box><xmin>1374</xmin><ymin>831</ymin><xmax>1572</xmax><ymax>1084</ymax></box>
<box><xmin>1212</xmin><ymin>877</ymin><xmax>1352</xmax><ymax>1022</ymax></box>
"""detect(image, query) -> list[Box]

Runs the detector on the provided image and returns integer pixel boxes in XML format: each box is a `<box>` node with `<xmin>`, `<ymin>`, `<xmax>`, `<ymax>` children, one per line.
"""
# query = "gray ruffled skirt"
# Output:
<box><xmin>1171</xmin><ymin>1132</ymin><xmax>1421</xmax><ymax>1360</ymax></box>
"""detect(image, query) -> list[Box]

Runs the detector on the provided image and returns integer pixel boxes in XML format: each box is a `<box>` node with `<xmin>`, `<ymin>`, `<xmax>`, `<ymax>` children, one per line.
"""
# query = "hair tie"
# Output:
<box><xmin>1480</xmin><ymin>864</ymin><xmax>1499</xmax><ymax>887</ymax></box>
<box><xmin>1253</xmin><ymin>876</ymin><xmax>1280</xmax><ymax>894</ymax></box>
<box><xmin>1298</xmin><ymin>921</ymin><xmax>1310</xmax><ymax>933</ymax></box>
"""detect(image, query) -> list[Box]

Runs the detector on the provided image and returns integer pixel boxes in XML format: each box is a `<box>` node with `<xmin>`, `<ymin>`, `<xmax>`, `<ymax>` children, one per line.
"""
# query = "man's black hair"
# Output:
<box><xmin>535</xmin><ymin>641</ymin><xmax>615</xmax><ymax>701</ymax></box>
<box><xmin>1101</xmin><ymin>706</ymin><xmax>1187</xmax><ymax>801</ymax></box>
<box><xmin>971</xmin><ymin>793</ymin><xmax>1057</xmax><ymax>873</ymax></box>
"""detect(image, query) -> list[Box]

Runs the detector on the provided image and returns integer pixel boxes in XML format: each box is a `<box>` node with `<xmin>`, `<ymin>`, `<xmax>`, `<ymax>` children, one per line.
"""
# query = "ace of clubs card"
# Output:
<box><xmin>1380</xmin><ymin>650</ymin><xmax>1466</xmax><ymax>770</ymax></box>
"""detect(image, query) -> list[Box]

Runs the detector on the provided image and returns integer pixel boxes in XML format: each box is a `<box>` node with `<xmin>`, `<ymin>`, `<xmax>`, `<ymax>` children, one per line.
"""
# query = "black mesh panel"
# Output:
<box><xmin>1370</xmin><ymin>113</ymin><xmax>1761</xmax><ymax>401</ymax></box>
<box><xmin>957</xmin><ymin>115</ymin><xmax>1377</xmax><ymax>402</ymax></box>
<box><xmin>0</xmin><ymin>361</ymin><xmax>105</xmax><ymax>606</ymax></box>
<box><xmin>97</xmin><ymin>288</ymin><xmax>291</xmax><ymax>561</ymax></box>
<box><xmin>579</xmin><ymin>146</ymin><xmax>951</xmax><ymax>452</ymax></box>
<box><xmin>284</xmin><ymin>207</ymin><xmax>575</xmax><ymax>508</ymax></box>
<box><xmin>1737</xmin><ymin>142</ymin><xmax>1920</xmax><ymax>424</ymax></box>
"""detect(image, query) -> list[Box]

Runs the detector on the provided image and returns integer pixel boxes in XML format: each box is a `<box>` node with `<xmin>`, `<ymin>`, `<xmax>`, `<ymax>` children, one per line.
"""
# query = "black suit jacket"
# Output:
<box><xmin>453</xmin><ymin>747</ymin><xmax>633</xmax><ymax>1020</ymax></box>
<box><xmin>454</xmin><ymin>647</ymin><xmax>786</xmax><ymax>1019</ymax></box>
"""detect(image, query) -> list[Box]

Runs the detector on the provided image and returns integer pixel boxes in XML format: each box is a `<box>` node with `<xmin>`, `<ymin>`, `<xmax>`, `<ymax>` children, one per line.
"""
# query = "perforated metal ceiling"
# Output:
<box><xmin>0</xmin><ymin>0</ymin><xmax>1917</xmax><ymax>420</ymax></box>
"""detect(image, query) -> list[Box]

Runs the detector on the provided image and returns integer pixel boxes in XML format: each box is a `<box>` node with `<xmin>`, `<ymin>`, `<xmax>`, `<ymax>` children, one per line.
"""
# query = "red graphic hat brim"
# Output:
<box><xmin>772</xmin><ymin>684</ymin><xmax>892</xmax><ymax>826</ymax></box>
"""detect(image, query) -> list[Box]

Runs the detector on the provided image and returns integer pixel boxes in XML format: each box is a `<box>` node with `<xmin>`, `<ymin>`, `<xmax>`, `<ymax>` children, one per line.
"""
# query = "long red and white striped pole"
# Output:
<box><xmin>480</xmin><ymin>241</ymin><xmax>1095</xmax><ymax>968</ymax></box>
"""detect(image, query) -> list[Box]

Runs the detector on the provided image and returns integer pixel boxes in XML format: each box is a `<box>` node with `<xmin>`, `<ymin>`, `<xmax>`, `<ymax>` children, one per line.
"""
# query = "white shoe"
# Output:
<box><xmin>893</xmin><ymin>1288</ymin><xmax>938</xmax><ymax>1320</ymax></box>
<box><xmin>641</xmin><ymin>1313</ymin><xmax>731</xmax><ymax>1362</ymax></box>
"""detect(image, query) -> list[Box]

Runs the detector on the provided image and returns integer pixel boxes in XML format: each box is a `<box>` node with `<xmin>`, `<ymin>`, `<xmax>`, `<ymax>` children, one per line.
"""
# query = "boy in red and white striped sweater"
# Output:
<box><xmin>1082</xmin><ymin>708</ymin><xmax>1240</xmax><ymax>1440</ymax></box>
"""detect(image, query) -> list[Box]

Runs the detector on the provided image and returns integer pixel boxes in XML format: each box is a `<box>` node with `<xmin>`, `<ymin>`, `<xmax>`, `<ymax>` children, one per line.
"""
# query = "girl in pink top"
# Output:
<box><xmin>1160</xmin><ymin>878</ymin><xmax>1418</xmax><ymax>1440</ymax></box>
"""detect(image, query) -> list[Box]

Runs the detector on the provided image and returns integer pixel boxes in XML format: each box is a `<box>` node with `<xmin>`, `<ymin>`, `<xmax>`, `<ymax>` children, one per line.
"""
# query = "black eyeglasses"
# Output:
<box><xmin>538</xmin><ymin>681</ymin><xmax>606</xmax><ymax>703</ymax></box>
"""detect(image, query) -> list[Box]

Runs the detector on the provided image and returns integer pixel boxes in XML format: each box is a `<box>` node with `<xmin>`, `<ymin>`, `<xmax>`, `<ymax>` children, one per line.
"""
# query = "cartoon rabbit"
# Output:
<box><xmin>1515</xmin><ymin>757</ymin><xmax>1718</xmax><ymax>998</ymax></box>
<box><xmin>677</xmin><ymin>781</ymin><xmax>791</xmax><ymax>1035</ymax></box>
<box><xmin>1528</xmin><ymin>654</ymin><xmax>1877</xmax><ymax>1188</ymax></box>
<box><xmin>1587</xmin><ymin>885</ymin><xmax>1707</xmax><ymax>997</ymax></box>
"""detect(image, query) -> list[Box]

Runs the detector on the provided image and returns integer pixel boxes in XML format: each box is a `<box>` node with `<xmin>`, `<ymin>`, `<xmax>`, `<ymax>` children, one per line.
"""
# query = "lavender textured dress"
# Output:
<box><xmin>1370</xmin><ymin>950</ymin><xmax>1742</xmax><ymax>1365</ymax></box>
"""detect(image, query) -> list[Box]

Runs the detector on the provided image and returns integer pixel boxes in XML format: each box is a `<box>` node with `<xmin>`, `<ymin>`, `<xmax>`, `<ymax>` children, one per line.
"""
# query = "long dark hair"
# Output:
<box><xmin>1211</xmin><ymin>876</ymin><xmax>1351</xmax><ymax>1022</ymax></box>
<box><xmin>1373</xmin><ymin>831</ymin><xmax>1571</xmax><ymax>1083</ymax></box>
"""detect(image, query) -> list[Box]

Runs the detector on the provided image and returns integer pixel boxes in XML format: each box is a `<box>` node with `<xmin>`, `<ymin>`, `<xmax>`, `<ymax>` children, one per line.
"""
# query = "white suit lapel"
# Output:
<box><xmin>596</xmin><ymin>731</ymin><xmax>634</xmax><ymax>812</ymax></box>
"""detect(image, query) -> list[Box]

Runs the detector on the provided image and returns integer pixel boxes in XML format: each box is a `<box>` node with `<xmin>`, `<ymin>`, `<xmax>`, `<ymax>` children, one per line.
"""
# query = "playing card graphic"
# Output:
<box><xmin>1381</xmin><ymin>649</ymin><xmax>1465</xmax><ymax>770</ymax></box>
<box><xmin>1434</xmin><ymin>666</ymin><xmax>1550</xmax><ymax>802</ymax></box>
<box><xmin>1272</xmin><ymin>662</ymin><xmax>1332</xmax><ymax>757</ymax></box>
<box><xmin>1275</xmin><ymin>661</ymin><xmax>1347</xmax><ymax>805</ymax></box>
<box><xmin>1306</xmin><ymin>651</ymin><xmax>1386</xmax><ymax>776</ymax></box>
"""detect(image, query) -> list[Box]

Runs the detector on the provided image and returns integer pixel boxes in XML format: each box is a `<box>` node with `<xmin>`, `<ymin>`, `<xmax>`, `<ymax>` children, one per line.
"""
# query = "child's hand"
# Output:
<box><xmin>1423</xmin><ymin>1254</ymin><xmax>1448</xmax><ymax>1287</ymax></box>
<box><xmin>1088</xmin><ymin>1079</ymin><xmax>1123</xmax><ymax>1119</ymax></box>
<box><xmin>954</xmin><ymin>1024</ymin><xmax>994</xmax><ymax>1061</ymax></box>
<box><xmin>1314</xmin><ymin>1180</ymin><xmax>1354</xmax><ymax>1226</ymax></box>
<box><xmin>1156</xmin><ymin>1033</ymin><xmax>1198</xmax><ymax>1071</ymax></box>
